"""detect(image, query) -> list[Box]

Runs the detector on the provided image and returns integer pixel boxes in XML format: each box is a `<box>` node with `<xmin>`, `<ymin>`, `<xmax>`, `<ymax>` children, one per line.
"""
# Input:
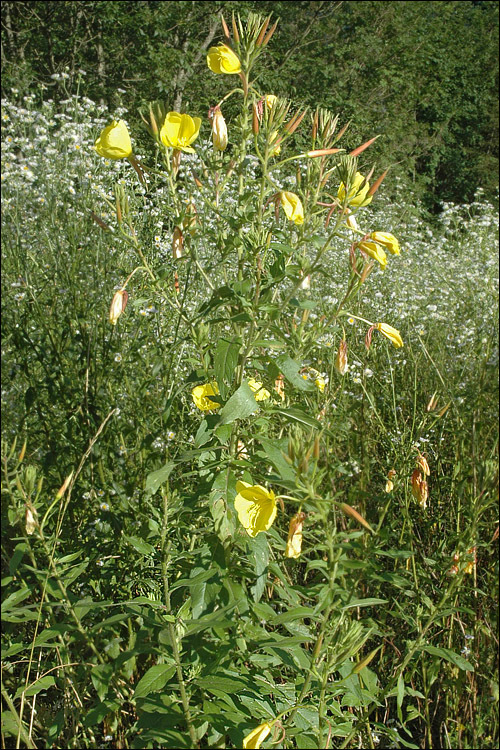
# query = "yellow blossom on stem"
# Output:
<box><xmin>280</xmin><ymin>191</ymin><xmax>304</xmax><ymax>225</ymax></box>
<box><xmin>207</xmin><ymin>44</ymin><xmax>241</xmax><ymax>74</ymax></box>
<box><xmin>160</xmin><ymin>112</ymin><xmax>201</xmax><ymax>153</ymax></box>
<box><xmin>234</xmin><ymin>481</ymin><xmax>277</xmax><ymax>537</ymax></box>
<box><xmin>265</xmin><ymin>94</ymin><xmax>278</xmax><ymax>109</ymax></box>
<box><xmin>248</xmin><ymin>378</ymin><xmax>271</xmax><ymax>401</ymax></box>
<box><xmin>95</xmin><ymin>120</ymin><xmax>133</xmax><ymax>160</ymax></box>
<box><xmin>337</xmin><ymin>171</ymin><xmax>373</xmax><ymax>207</ymax></box>
<box><xmin>242</xmin><ymin>722</ymin><xmax>272</xmax><ymax>749</ymax></box>
<box><xmin>376</xmin><ymin>322</ymin><xmax>404</xmax><ymax>348</ymax></box>
<box><xmin>358</xmin><ymin>240</ymin><xmax>387</xmax><ymax>270</ymax></box>
<box><xmin>192</xmin><ymin>382</ymin><xmax>220</xmax><ymax>411</ymax></box>
<box><xmin>370</xmin><ymin>231</ymin><xmax>400</xmax><ymax>255</ymax></box>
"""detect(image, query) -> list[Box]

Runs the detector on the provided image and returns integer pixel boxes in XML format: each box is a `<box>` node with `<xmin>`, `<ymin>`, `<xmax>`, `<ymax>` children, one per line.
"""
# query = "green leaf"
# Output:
<box><xmin>342</xmin><ymin>598</ymin><xmax>388</xmax><ymax>610</ymax></box>
<box><xmin>274</xmin><ymin>407</ymin><xmax>322</xmax><ymax>430</ymax></box>
<box><xmin>1</xmin><ymin>587</ymin><xmax>32</xmax><ymax>612</ymax></box>
<box><xmin>250</xmin><ymin>533</ymin><xmax>269</xmax><ymax>603</ymax></box>
<box><xmin>214</xmin><ymin>337</ymin><xmax>241</xmax><ymax>398</ymax></box>
<box><xmin>275</xmin><ymin>354</ymin><xmax>316</xmax><ymax>391</ymax></box>
<box><xmin>91</xmin><ymin>664</ymin><xmax>114</xmax><ymax>701</ymax></box>
<box><xmin>219</xmin><ymin>382</ymin><xmax>259</xmax><ymax>425</ymax></box>
<box><xmin>134</xmin><ymin>664</ymin><xmax>176</xmax><ymax>699</ymax></box>
<box><xmin>170</xmin><ymin>568</ymin><xmax>218</xmax><ymax>592</ymax></box>
<box><xmin>123</xmin><ymin>535</ymin><xmax>156</xmax><ymax>556</ymax></box>
<box><xmin>421</xmin><ymin>645</ymin><xmax>474</xmax><ymax>672</ymax></box>
<box><xmin>15</xmin><ymin>675</ymin><xmax>56</xmax><ymax>698</ymax></box>
<box><xmin>145</xmin><ymin>462</ymin><xmax>175</xmax><ymax>494</ymax></box>
<box><xmin>397</xmin><ymin>674</ymin><xmax>404</xmax><ymax>723</ymax></box>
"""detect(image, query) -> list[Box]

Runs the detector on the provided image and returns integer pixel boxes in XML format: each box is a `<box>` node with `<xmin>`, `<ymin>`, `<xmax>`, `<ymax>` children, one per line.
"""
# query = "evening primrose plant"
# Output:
<box><xmin>89</xmin><ymin>12</ymin><xmax>409</xmax><ymax>745</ymax></box>
<box><xmin>2</xmin><ymin>11</ymin><xmax>497</xmax><ymax>750</ymax></box>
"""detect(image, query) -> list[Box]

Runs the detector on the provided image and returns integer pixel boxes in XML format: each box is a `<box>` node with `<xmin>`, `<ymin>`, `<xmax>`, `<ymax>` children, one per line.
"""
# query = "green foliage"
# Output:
<box><xmin>1</xmin><ymin>11</ymin><xmax>499</xmax><ymax>750</ymax></box>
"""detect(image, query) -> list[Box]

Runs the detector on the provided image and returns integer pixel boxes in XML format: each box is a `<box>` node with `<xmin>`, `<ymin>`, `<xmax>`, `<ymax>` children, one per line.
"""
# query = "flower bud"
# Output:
<box><xmin>285</xmin><ymin>511</ymin><xmax>306</xmax><ymax>558</ymax></box>
<box><xmin>109</xmin><ymin>289</ymin><xmax>128</xmax><ymax>325</ymax></box>
<box><xmin>212</xmin><ymin>108</ymin><xmax>228</xmax><ymax>151</ymax></box>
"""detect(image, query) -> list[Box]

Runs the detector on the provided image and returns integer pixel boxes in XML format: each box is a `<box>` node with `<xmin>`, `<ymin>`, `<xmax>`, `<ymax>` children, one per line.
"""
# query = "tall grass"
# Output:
<box><xmin>1</xmin><ymin>21</ymin><xmax>498</xmax><ymax>749</ymax></box>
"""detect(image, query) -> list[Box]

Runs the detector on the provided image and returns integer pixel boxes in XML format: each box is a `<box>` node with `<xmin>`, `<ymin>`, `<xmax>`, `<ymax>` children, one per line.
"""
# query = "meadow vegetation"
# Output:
<box><xmin>1</xmin><ymin>11</ymin><xmax>499</xmax><ymax>750</ymax></box>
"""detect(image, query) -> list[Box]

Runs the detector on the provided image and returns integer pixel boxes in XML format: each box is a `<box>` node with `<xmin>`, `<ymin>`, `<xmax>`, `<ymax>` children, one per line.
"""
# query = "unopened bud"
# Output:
<box><xmin>212</xmin><ymin>108</ymin><xmax>228</xmax><ymax>151</ymax></box>
<box><xmin>109</xmin><ymin>289</ymin><xmax>128</xmax><ymax>325</ymax></box>
<box><xmin>285</xmin><ymin>511</ymin><xmax>306</xmax><ymax>558</ymax></box>
<box><xmin>18</xmin><ymin>440</ymin><xmax>27</xmax><ymax>463</ymax></box>
<box><xmin>56</xmin><ymin>471</ymin><xmax>74</xmax><ymax>500</ymax></box>
<box><xmin>252</xmin><ymin>103</ymin><xmax>260</xmax><ymax>135</ymax></box>
<box><xmin>426</xmin><ymin>392</ymin><xmax>439</xmax><ymax>412</ymax></box>
<box><xmin>25</xmin><ymin>504</ymin><xmax>38</xmax><ymax>535</ymax></box>
<box><xmin>340</xmin><ymin>503</ymin><xmax>374</xmax><ymax>533</ymax></box>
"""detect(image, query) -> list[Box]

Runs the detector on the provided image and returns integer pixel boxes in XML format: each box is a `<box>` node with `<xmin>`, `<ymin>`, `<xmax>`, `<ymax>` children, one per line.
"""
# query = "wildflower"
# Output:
<box><xmin>248</xmin><ymin>378</ymin><xmax>271</xmax><ymax>401</ymax></box>
<box><xmin>314</xmin><ymin>375</ymin><xmax>326</xmax><ymax>392</ymax></box>
<box><xmin>192</xmin><ymin>382</ymin><xmax>220</xmax><ymax>411</ymax></box>
<box><xmin>242</xmin><ymin>722</ymin><xmax>272</xmax><ymax>749</ymax></box>
<box><xmin>370</xmin><ymin>231</ymin><xmax>400</xmax><ymax>255</ymax></box>
<box><xmin>109</xmin><ymin>289</ymin><xmax>128</xmax><ymax>325</ymax></box>
<box><xmin>358</xmin><ymin>240</ymin><xmax>387</xmax><ymax>270</ymax></box>
<box><xmin>269</xmin><ymin>130</ymin><xmax>281</xmax><ymax>156</ymax></box>
<box><xmin>265</xmin><ymin>95</ymin><xmax>278</xmax><ymax>109</ymax></box>
<box><xmin>376</xmin><ymin>323</ymin><xmax>403</xmax><ymax>348</ymax></box>
<box><xmin>95</xmin><ymin>120</ymin><xmax>132</xmax><ymax>160</ymax></box>
<box><xmin>99</xmin><ymin>502</ymin><xmax>110</xmax><ymax>512</ymax></box>
<box><xmin>207</xmin><ymin>44</ymin><xmax>241</xmax><ymax>74</ymax></box>
<box><xmin>280</xmin><ymin>191</ymin><xmax>304</xmax><ymax>225</ymax></box>
<box><xmin>464</xmin><ymin>546</ymin><xmax>477</xmax><ymax>575</ymax></box>
<box><xmin>212</xmin><ymin>108</ymin><xmax>228</xmax><ymax>151</ymax></box>
<box><xmin>337</xmin><ymin>171</ymin><xmax>373</xmax><ymax>207</ymax></box>
<box><xmin>114</xmin><ymin>353</ymin><xmax>123</xmax><ymax>363</ymax></box>
<box><xmin>345</xmin><ymin>209</ymin><xmax>359</xmax><ymax>231</ymax></box>
<box><xmin>300</xmin><ymin>273</ymin><xmax>311</xmax><ymax>290</ymax></box>
<box><xmin>385</xmin><ymin>480</ymin><xmax>394</xmax><ymax>493</ymax></box>
<box><xmin>234</xmin><ymin>481</ymin><xmax>277</xmax><ymax>537</ymax></box>
<box><xmin>167</xmin><ymin>430</ymin><xmax>176</xmax><ymax>440</ymax></box>
<box><xmin>335</xmin><ymin>338</ymin><xmax>348</xmax><ymax>375</ymax></box>
<box><xmin>286</xmin><ymin>511</ymin><xmax>306</xmax><ymax>558</ymax></box>
<box><xmin>160</xmin><ymin>112</ymin><xmax>201</xmax><ymax>153</ymax></box>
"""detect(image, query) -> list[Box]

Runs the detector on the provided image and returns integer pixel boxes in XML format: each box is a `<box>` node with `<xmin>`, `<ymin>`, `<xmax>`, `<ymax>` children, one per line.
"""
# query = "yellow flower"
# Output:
<box><xmin>370</xmin><ymin>231</ymin><xmax>400</xmax><ymax>255</ymax></box>
<box><xmin>207</xmin><ymin>44</ymin><xmax>241</xmax><ymax>74</ymax></box>
<box><xmin>95</xmin><ymin>120</ymin><xmax>132</xmax><ymax>160</ymax></box>
<box><xmin>160</xmin><ymin>112</ymin><xmax>201</xmax><ymax>153</ymax></box>
<box><xmin>265</xmin><ymin>95</ymin><xmax>278</xmax><ymax>109</ymax></box>
<box><xmin>357</xmin><ymin>240</ymin><xmax>387</xmax><ymax>269</ymax></box>
<box><xmin>376</xmin><ymin>322</ymin><xmax>404</xmax><ymax>348</ymax></box>
<box><xmin>234</xmin><ymin>481</ymin><xmax>277</xmax><ymax>537</ymax></box>
<box><xmin>269</xmin><ymin>130</ymin><xmax>281</xmax><ymax>156</ymax></box>
<box><xmin>314</xmin><ymin>376</ymin><xmax>326</xmax><ymax>393</ymax></box>
<box><xmin>286</xmin><ymin>512</ymin><xmax>306</xmax><ymax>558</ymax></box>
<box><xmin>212</xmin><ymin>108</ymin><xmax>228</xmax><ymax>151</ymax></box>
<box><xmin>281</xmin><ymin>191</ymin><xmax>304</xmax><ymax>225</ymax></box>
<box><xmin>248</xmin><ymin>378</ymin><xmax>271</xmax><ymax>401</ymax></box>
<box><xmin>242</xmin><ymin>722</ymin><xmax>272</xmax><ymax>749</ymax></box>
<box><xmin>337</xmin><ymin>171</ymin><xmax>373</xmax><ymax>207</ymax></box>
<box><xmin>192</xmin><ymin>382</ymin><xmax>220</xmax><ymax>411</ymax></box>
<box><xmin>109</xmin><ymin>289</ymin><xmax>128</xmax><ymax>325</ymax></box>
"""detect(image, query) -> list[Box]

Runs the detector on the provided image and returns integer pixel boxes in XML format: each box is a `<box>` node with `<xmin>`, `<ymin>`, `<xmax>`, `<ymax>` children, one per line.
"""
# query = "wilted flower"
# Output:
<box><xmin>358</xmin><ymin>240</ymin><xmax>387</xmax><ymax>270</ymax></box>
<box><xmin>212</xmin><ymin>108</ymin><xmax>228</xmax><ymax>151</ymax></box>
<box><xmin>234</xmin><ymin>481</ymin><xmax>277</xmax><ymax>537</ymax></box>
<box><xmin>160</xmin><ymin>112</ymin><xmax>201</xmax><ymax>153</ymax></box>
<box><xmin>269</xmin><ymin>130</ymin><xmax>281</xmax><ymax>156</ymax></box>
<box><xmin>335</xmin><ymin>338</ymin><xmax>348</xmax><ymax>375</ymax></box>
<box><xmin>265</xmin><ymin>94</ymin><xmax>278</xmax><ymax>109</ymax></box>
<box><xmin>109</xmin><ymin>289</ymin><xmax>128</xmax><ymax>325</ymax></box>
<box><xmin>192</xmin><ymin>382</ymin><xmax>220</xmax><ymax>411</ymax></box>
<box><xmin>370</xmin><ymin>231</ymin><xmax>400</xmax><ymax>255</ymax></box>
<box><xmin>95</xmin><ymin>120</ymin><xmax>132</xmax><ymax>160</ymax></box>
<box><xmin>25</xmin><ymin>504</ymin><xmax>38</xmax><ymax>535</ymax></box>
<box><xmin>385</xmin><ymin>480</ymin><xmax>394</xmax><ymax>493</ymax></box>
<box><xmin>345</xmin><ymin>209</ymin><xmax>359</xmax><ymax>231</ymax></box>
<box><xmin>172</xmin><ymin>227</ymin><xmax>184</xmax><ymax>259</ymax></box>
<box><xmin>417</xmin><ymin>453</ymin><xmax>430</xmax><ymax>476</ymax></box>
<box><xmin>411</xmin><ymin>469</ymin><xmax>429</xmax><ymax>508</ymax></box>
<box><xmin>274</xmin><ymin>374</ymin><xmax>285</xmax><ymax>401</ymax></box>
<box><xmin>207</xmin><ymin>44</ymin><xmax>241</xmax><ymax>74</ymax></box>
<box><xmin>286</xmin><ymin>511</ymin><xmax>306</xmax><ymax>558</ymax></box>
<box><xmin>337</xmin><ymin>171</ymin><xmax>373</xmax><ymax>207</ymax></box>
<box><xmin>300</xmin><ymin>273</ymin><xmax>311</xmax><ymax>290</ymax></box>
<box><xmin>242</xmin><ymin>722</ymin><xmax>272</xmax><ymax>749</ymax></box>
<box><xmin>376</xmin><ymin>322</ymin><xmax>403</xmax><ymax>348</ymax></box>
<box><xmin>280</xmin><ymin>191</ymin><xmax>304</xmax><ymax>225</ymax></box>
<box><xmin>464</xmin><ymin>546</ymin><xmax>477</xmax><ymax>575</ymax></box>
<box><xmin>248</xmin><ymin>378</ymin><xmax>271</xmax><ymax>401</ymax></box>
